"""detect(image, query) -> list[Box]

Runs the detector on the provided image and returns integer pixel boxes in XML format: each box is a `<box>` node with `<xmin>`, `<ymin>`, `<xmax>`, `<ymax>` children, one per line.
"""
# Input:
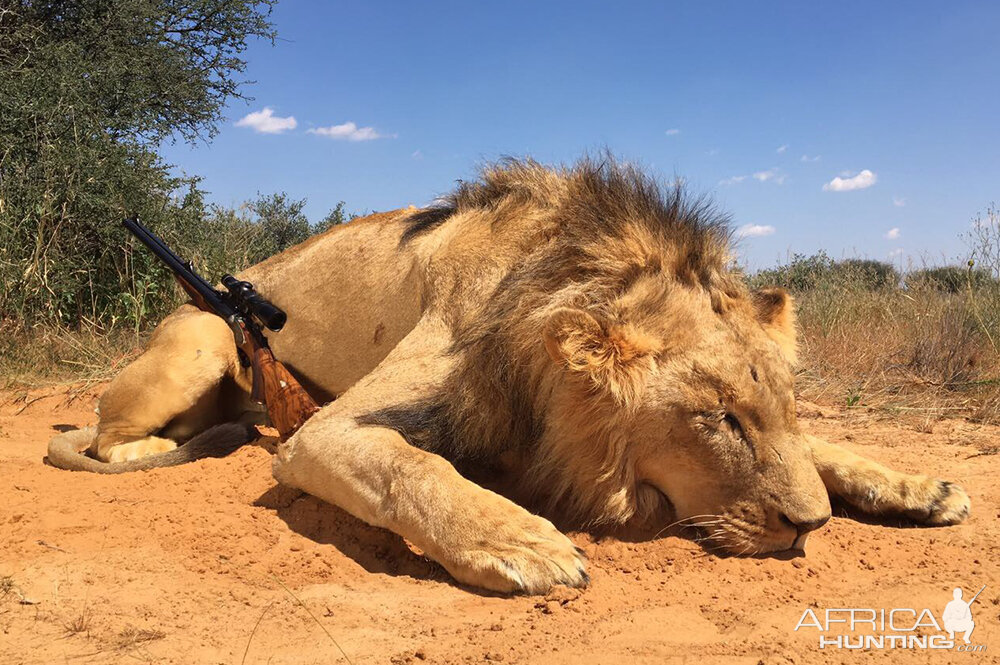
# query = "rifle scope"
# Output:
<box><xmin>221</xmin><ymin>274</ymin><xmax>287</xmax><ymax>332</ymax></box>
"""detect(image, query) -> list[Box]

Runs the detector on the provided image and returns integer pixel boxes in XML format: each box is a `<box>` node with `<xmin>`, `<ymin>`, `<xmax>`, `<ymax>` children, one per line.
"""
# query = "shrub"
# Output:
<box><xmin>905</xmin><ymin>266</ymin><xmax>997</xmax><ymax>293</ymax></box>
<box><xmin>833</xmin><ymin>259</ymin><xmax>900</xmax><ymax>289</ymax></box>
<box><xmin>749</xmin><ymin>253</ymin><xmax>898</xmax><ymax>293</ymax></box>
<box><xmin>749</xmin><ymin>251</ymin><xmax>835</xmax><ymax>292</ymax></box>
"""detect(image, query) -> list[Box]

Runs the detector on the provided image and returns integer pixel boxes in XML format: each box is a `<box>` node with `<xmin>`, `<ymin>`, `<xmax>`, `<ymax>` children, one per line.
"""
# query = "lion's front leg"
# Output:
<box><xmin>270</xmin><ymin>317</ymin><xmax>587</xmax><ymax>594</ymax></box>
<box><xmin>805</xmin><ymin>434</ymin><xmax>970</xmax><ymax>525</ymax></box>
<box><xmin>273</xmin><ymin>414</ymin><xmax>587</xmax><ymax>593</ymax></box>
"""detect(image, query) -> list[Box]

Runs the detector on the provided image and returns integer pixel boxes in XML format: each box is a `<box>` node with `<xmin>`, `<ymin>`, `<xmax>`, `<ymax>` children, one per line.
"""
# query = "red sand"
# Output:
<box><xmin>1</xmin><ymin>386</ymin><xmax>997</xmax><ymax>664</ymax></box>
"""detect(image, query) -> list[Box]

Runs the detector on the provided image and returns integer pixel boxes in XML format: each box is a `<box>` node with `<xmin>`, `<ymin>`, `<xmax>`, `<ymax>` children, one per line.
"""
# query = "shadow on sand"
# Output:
<box><xmin>255</xmin><ymin>482</ymin><xmax>517</xmax><ymax>598</ymax></box>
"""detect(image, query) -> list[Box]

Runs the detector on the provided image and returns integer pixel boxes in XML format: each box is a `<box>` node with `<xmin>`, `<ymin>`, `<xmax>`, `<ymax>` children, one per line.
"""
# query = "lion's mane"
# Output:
<box><xmin>363</xmin><ymin>156</ymin><xmax>750</xmax><ymax>526</ymax></box>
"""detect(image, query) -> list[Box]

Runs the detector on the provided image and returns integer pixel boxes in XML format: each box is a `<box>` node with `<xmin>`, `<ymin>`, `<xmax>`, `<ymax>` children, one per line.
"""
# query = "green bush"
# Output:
<box><xmin>749</xmin><ymin>252</ymin><xmax>835</xmax><ymax>291</ymax></box>
<box><xmin>749</xmin><ymin>253</ymin><xmax>898</xmax><ymax>292</ymax></box>
<box><xmin>906</xmin><ymin>266</ymin><xmax>998</xmax><ymax>293</ymax></box>
<box><xmin>833</xmin><ymin>259</ymin><xmax>900</xmax><ymax>289</ymax></box>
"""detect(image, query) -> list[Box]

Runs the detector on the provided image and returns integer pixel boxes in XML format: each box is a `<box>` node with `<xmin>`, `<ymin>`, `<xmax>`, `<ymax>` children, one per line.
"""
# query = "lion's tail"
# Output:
<box><xmin>46</xmin><ymin>424</ymin><xmax>254</xmax><ymax>474</ymax></box>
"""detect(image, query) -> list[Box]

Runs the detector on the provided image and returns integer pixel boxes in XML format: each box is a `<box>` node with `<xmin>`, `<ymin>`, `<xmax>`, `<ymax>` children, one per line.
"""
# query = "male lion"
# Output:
<box><xmin>48</xmin><ymin>157</ymin><xmax>970</xmax><ymax>593</ymax></box>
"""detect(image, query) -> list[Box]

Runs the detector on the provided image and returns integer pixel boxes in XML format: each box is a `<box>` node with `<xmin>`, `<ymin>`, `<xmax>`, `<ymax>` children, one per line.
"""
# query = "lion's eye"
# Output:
<box><xmin>723</xmin><ymin>413</ymin><xmax>756</xmax><ymax>457</ymax></box>
<box><xmin>722</xmin><ymin>413</ymin><xmax>745</xmax><ymax>440</ymax></box>
<box><xmin>694</xmin><ymin>412</ymin><xmax>749</xmax><ymax>449</ymax></box>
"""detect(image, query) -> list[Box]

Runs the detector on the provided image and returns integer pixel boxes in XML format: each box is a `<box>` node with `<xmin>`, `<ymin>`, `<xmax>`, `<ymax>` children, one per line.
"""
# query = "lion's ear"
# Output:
<box><xmin>751</xmin><ymin>288</ymin><xmax>798</xmax><ymax>365</ymax></box>
<box><xmin>543</xmin><ymin>307</ymin><xmax>660</xmax><ymax>405</ymax></box>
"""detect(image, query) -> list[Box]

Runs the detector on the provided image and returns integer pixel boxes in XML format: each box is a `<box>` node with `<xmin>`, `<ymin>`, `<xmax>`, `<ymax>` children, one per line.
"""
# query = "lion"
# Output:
<box><xmin>48</xmin><ymin>156</ymin><xmax>970</xmax><ymax>593</ymax></box>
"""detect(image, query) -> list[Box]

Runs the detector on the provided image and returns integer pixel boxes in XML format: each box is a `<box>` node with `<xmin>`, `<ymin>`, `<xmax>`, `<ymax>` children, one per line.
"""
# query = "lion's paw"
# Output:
<box><xmin>910</xmin><ymin>481</ymin><xmax>970</xmax><ymax>526</ymax></box>
<box><xmin>441</xmin><ymin>511</ymin><xmax>588</xmax><ymax>595</ymax></box>
<box><xmin>105</xmin><ymin>436</ymin><xmax>177</xmax><ymax>463</ymax></box>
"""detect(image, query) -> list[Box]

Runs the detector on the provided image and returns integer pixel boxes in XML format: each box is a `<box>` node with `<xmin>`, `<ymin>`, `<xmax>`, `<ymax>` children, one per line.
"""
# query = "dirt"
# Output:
<box><xmin>0</xmin><ymin>386</ymin><xmax>997</xmax><ymax>665</ymax></box>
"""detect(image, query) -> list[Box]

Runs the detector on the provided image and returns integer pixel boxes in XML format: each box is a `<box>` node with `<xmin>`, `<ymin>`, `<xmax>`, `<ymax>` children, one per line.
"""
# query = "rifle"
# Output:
<box><xmin>123</xmin><ymin>217</ymin><xmax>319</xmax><ymax>441</ymax></box>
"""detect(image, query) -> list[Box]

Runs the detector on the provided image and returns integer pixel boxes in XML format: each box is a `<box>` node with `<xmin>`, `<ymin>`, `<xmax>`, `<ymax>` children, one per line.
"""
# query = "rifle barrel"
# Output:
<box><xmin>122</xmin><ymin>217</ymin><xmax>235</xmax><ymax>319</ymax></box>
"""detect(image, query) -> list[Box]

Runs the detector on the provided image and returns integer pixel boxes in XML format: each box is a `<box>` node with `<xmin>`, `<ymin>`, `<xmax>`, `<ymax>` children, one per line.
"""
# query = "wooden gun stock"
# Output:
<box><xmin>250</xmin><ymin>345</ymin><xmax>319</xmax><ymax>441</ymax></box>
<box><xmin>232</xmin><ymin>321</ymin><xmax>319</xmax><ymax>441</ymax></box>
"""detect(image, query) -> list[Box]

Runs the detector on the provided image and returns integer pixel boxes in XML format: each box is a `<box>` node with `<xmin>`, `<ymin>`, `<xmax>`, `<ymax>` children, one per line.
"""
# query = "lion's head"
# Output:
<box><xmin>541</xmin><ymin>285</ymin><xmax>831</xmax><ymax>554</ymax></box>
<box><xmin>426</xmin><ymin>156</ymin><xmax>832</xmax><ymax>554</ymax></box>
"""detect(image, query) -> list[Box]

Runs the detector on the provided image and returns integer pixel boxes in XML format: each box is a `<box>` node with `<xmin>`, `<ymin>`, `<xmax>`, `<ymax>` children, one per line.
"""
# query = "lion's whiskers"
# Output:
<box><xmin>652</xmin><ymin>514</ymin><xmax>725</xmax><ymax>540</ymax></box>
<box><xmin>654</xmin><ymin>512</ymin><xmax>770</xmax><ymax>559</ymax></box>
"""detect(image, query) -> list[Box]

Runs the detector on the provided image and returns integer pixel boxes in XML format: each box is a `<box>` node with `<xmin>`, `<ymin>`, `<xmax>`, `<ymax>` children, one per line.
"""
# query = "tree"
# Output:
<box><xmin>0</xmin><ymin>0</ymin><xmax>276</xmax><ymax>327</ymax></box>
<box><xmin>248</xmin><ymin>192</ymin><xmax>311</xmax><ymax>260</ymax></box>
<box><xmin>750</xmin><ymin>251</ymin><xmax>835</xmax><ymax>292</ymax></box>
<box><xmin>313</xmin><ymin>201</ymin><xmax>356</xmax><ymax>233</ymax></box>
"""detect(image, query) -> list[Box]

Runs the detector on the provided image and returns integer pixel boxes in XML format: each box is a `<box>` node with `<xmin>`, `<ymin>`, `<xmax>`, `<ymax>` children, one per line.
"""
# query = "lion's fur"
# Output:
<box><xmin>361</xmin><ymin>157</ymin><xmax>790</xmax><ymax>526</ymax></box>
<box><xmin>51</xmin><ymin>154</ymin><xmax>970</xmax><ymax>594</ymax></box>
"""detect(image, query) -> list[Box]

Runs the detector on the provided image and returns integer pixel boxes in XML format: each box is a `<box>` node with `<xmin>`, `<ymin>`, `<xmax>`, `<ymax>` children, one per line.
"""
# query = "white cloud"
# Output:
<box><xmin>235</xmin><ymin>107</ymin><xmax>297</xmax><ymax>134</ymax></box>
<box><xmin>665</xmin><ymin>128</ymin><xmax>681</xmax><ymax>136</ymax></box>
<box><xmin>893</xmin><ymin>196</ymin><xmax>906</xmax><ymax>207</ymax></box>
<box><xmin>777</xmin><ymin>144</ymin><xmax>788</xmax><ymax>153</ymax></box>
<box><xmin>823</xmin><ymin>169</ymin><xmax>877</xmax><ymax>192</ymax></box>
<box><xmin>307</xmin><ymin>121</ymin><xmax>392</xmax><ymax>141</ymax></box>
<box><xmin>884</xmin><ymin>227</ymin><xmax>901</xmax><ymax>240</ymax></box>
<box><xmin>800</xmin><ymin>154</ymin><xmax>821</xmax><ymax>163</ymax></box>
<box><xmin>706</xmin><ymin>148</ymin><xmax>719</xmax><ymax>156</ymax></box>
<box><xmin>753</xmin><ymin>168</ymin><xmax>785</xmax><ymax>184</ymax></box>
<box><xmin>411</xmin><ymin>149</ymin><xmax>423</xmax><ymax>160</ymax></box>
<box><xmin>736</xmin><ymin>223</ymin><xmax>776</xmax><ymax>238</ymax></box>
<box><xmin>888</xmin><ymin>248</ymin><xmax>904</xmax><ymax>258</ymax></box>
<box><xmin>720</xmin><ymin>170</ymin><xmax>786</xmax><ymax>186</ymax></box>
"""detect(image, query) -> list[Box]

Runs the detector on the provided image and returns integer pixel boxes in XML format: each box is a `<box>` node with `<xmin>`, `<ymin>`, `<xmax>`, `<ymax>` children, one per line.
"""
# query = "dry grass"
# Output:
<box><xmin>0</xmin><ymin>575</ymin><xmax>35</xmax><ymax>607</ymax></box>
<box><xmin>0</xmin><ymin>576</ymin><xmax>15</xmax><ymax>600</ymax></box>
<box><xmin>789</xmin><ymin>273</ymin><xmax>1000</xmax><ymax>424</ymax></box>
<box><xmin>0</xmin><ymin>322</ymin><xmax>145</xmax><ymax>390</ymax></box>
<box><xmin>63</xmin><ymin>607</ymin><xmax>92</xmax><ymax>636</ymax></box>
<box><xmin>115</xmin><ymin>625</ymin><xmax>166</xmax><ymax>651</ymax></box>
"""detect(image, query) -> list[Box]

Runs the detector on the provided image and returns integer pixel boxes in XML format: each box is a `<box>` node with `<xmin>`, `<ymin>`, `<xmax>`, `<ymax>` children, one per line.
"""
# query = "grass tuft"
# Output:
<box><xmin>115</xmin><ymin>625</ymin><xmax>166</xmax><ymax>651</ymax></box>
<box><xmin>0</xmin><ymin>576</ymin><xmax>15</xmax><ymax>600</ymax></box>
<box><xmin>63</xmin><ymin>608</ymin><xmax>92</xmax><ymax>636</ymax></box>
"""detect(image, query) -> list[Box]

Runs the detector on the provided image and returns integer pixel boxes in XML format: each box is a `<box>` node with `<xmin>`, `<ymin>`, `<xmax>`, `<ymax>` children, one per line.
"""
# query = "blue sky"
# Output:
<box><xmin>160</xmin><ymin>1</ymin><xmax>1000</xmax><ymax>269</ymax></box>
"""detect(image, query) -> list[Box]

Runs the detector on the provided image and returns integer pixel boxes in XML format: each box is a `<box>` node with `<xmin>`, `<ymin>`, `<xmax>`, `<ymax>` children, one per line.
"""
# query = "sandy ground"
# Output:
<box><xmin>0</xmin><ymin>386</ymin><xmax>998</xmax><ymax>665</ymax></box>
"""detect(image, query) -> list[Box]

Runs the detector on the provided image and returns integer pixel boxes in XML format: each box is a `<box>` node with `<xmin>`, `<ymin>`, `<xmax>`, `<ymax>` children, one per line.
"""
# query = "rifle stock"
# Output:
<box><xmin>252</xmin><ymin>346</ymin><xmax>320</xmax><ymax>439</ymax></box>
<box><xmin>233</xmin><ymin>320</ymin><xmax>318</xmax><ymax>440</ymax></box>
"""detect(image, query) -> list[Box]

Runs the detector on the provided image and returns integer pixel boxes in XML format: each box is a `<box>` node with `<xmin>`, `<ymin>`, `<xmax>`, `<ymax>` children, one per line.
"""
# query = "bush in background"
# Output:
<box><xmin>749</xmin><ymin>253</ymin><xmax>899</xmax><ymax>292</ymax></box>
<box><xmin>835</xmin><ymin>258</ymin><xmax>900</xmax><ymax>289</ymax></box>
<box><xmin>905</xmin><ymin>266</ymin><xmax>997</xmax><ymax>293</ymax></box>
<box><xmin>748</xmin><ymin>215</ymin><xmax>1000</xmax><ymax>423</ymax></box>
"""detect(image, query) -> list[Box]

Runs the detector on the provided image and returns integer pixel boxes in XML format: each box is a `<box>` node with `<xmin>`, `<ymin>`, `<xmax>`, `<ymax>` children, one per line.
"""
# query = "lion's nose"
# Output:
<box><xmin>780</xmin><ymin>512</ymin><xmax>830</xmax><ymax>536</ymax></box>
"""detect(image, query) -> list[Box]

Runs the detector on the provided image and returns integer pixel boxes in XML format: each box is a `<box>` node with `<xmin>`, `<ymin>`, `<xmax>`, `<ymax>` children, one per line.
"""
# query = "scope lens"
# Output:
<box><xmin>264</xmin><ymin>310</ymin><xmax>287</xmax><ymax>331</ymax></box>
